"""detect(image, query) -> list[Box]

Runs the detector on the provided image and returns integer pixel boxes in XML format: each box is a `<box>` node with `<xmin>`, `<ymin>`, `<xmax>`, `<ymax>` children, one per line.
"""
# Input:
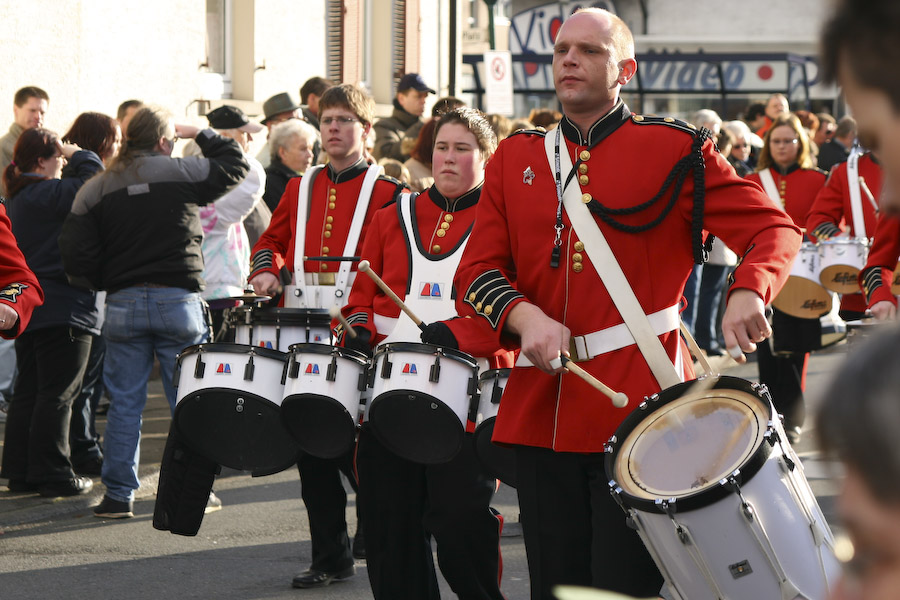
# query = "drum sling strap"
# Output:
<box><xmin>847</xmin><ymin>151</ymin><xmax>867</xmax><ymax>239</ymax></box>
<box><xmin>757</xmin><ymin>169</ymin><xmax>784</xmax><ymax>211</ymax></box>
<box><xmin>544</xmin><ymin>128</ymin><xmax>682</xmax><ymax>390</ymax></box>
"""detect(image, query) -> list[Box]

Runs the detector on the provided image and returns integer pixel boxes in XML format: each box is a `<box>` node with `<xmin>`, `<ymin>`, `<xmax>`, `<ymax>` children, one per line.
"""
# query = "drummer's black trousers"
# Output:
<box><xmin>298</xmin><ymin>450</ymin><xmax>357</xmax><ymax>572</ymax></box>
<box><xmin>514</xmin><ymin>446</ymin><xmax>663</xmax><ymax>600</ymax></box>
<box><xmin>357</xmin><ymin>425</ymin><xmax>504</xmax><ymax>600</ymax></box>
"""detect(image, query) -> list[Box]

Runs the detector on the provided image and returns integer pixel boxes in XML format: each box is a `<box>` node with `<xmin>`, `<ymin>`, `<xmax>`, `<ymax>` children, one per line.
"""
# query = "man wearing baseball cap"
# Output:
<box><xmin>373</xmin><ymin>72</ymin><xmax>435</xmax><ymax>162</ymax></box>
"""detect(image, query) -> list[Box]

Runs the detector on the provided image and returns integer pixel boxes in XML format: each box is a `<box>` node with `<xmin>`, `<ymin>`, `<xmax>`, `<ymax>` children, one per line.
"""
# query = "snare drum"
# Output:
<box><xmin>173</xmin><ymin>344</ymin><xmax>299</xmax><ymax>475</ymax></box>
<box><xmin>605</xmin><ymin>376</ymin><xmax>839</xmax><ymax>600</ymax></box>
<box><xmin>367</xmin><ymin>342</ymin><xmax>478</xmax><ymax>464</ymax></box>
<box><xmin>772</xmin><ymin>242</ymin><xmax>832</xmax><ymax>319</ymax></box>
<box><xmin>472</xmin><ymin>369</ymin><xmax>516</xmax><ymax>487</ymax></box>
<box><xmin>281</xmin><ymin>343</ymin><xmax>370</xmax><ymax>459</ymax></box>
<box><xmin>231</xmin><ymin>306</ymin><xmax>332</xmax><ymax>351</ymax></box>
<box><xmin>818</xmin><ymin>238</ymin><xmax>868</xmax><ymax>294</ymax></box>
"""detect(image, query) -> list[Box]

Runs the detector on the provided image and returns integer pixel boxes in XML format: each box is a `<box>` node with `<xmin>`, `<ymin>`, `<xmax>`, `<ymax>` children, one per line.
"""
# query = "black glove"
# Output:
<box><xmin>344</xmin><ymin>327</ymin><xmax>373</xmax><ymax>356</ymax></box>
<box><xmin>420</xmin><ymin>321</ymin><xmax>459</xmax><ymax>350</ymax></box>
<box><xmin>811</xmin><ymin>222</ymin><xmax>841</xmax><ymax>241</ymax></box>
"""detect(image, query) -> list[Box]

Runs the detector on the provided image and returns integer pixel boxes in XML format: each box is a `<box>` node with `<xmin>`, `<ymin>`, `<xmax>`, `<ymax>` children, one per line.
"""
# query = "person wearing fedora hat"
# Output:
<box><xmin>373</xmin><ymin>73</ymin><xmax>436</xmax><ymax>162</ymax></box>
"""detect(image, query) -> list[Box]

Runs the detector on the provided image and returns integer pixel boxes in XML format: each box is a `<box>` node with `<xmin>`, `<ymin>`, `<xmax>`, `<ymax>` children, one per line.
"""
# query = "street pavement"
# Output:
<box><xmin>0</xmin><ymin>344</ymin><xmax>851</xmax><ymax>600</ymax></box>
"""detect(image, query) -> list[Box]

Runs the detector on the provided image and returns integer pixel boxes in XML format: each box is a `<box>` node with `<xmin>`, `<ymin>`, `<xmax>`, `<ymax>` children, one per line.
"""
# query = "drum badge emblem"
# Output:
<box><xmin>259</xmin><ymin>341</ymin><xmax>275</xmax><ymax>349</ymax></box>
<box><xmin>523</xmin><ymin>166</ymin><xmax>535</xmax><ymax>186</ymax></box>
<box><xmin>313</xmin><ymin>334</ymin><xmax>324</xmax><ymax>342</ymax></box>
<box><xmin>419</xmin><ymin>282</ymin><xmax>443</xmax><ymax>299</ymax></box>
<box><xmin>305</xmin><ymin>363</ymin><xmax>321</xmax><ymax>375</ymax></box>
<box><xmin>216</xmin><ymin>363</ymin><xmax>232</xmax><ymax>374</ymax></box>
<box><xmin>402</xmin><ymin>363</ymin><xmax>418</xmax><ymax>375</ymax></box>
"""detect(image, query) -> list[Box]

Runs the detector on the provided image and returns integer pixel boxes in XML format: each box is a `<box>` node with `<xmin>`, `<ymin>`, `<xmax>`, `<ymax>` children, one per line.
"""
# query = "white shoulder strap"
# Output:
<box><xmin>847</xmin><ymin>151</ymin><xmax>866</xmax><ymax>239</ymax></box>
<box><xmin>335</xmin><ymin>164</ymin><xmax>384</xmax><ymax>292</ymax></box>
<box><xmin>292</xmin><ymin>165</ymin><xmax>326</xmax><ymax>284</ymax></box>
<box><xmin>543</xmin><ymin>129</ymin><xmax>682</xmax><ymax>389</ymax></box>
<box><xmin>757</xmin><ymin>168</ymin><xmax>783</xmax><ymax>210</ymax></box>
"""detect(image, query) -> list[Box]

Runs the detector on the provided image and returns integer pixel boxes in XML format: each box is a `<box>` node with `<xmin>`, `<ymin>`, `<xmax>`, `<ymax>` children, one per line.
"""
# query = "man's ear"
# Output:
<box><xmin>618</xmin><ymin>58</ymin><xmax>637</xmax><ymax>86</ymax></box>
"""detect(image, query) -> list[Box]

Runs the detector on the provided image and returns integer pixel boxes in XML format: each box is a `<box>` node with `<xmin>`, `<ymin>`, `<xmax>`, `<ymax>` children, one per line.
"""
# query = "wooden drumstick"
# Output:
<box><xmin>328</xmin><ymin>306</ymin><xmax>357</xmax><ymax>339</ymax></box>
<box><xmin>859</xmin><ymin>176</ymin><xmax>880</xmax><ymax>213</ymax></box>
<box><xmin>680</xmin><ymin>320</ymin><xmax>714</xmax><ymax>377</ymax></box>
<box><xmin>358</xmin><ymin>260</ymin><xmax>427</xmax><ymax>331</ymax></box>
<box><xmin>550</xmin><ymin>355</ymin><xmax>628</xmax><ymax>408</ymax></box>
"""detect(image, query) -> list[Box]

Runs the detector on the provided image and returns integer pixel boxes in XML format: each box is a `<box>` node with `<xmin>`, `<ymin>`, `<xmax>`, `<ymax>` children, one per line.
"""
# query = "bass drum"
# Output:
<box><xmin>173</xmin><ymin>344</ymin><xmax>299</xmax><ymax>476</ymax></box>
<box><xmin>605</xmin><ymin>376</ymin><xmax>840</xmax><ymax>600</ymax></box>
<box><xmin>471</xmin><ymin>368</ymin><xmax>516</xmax><ymax>488</ymax></box>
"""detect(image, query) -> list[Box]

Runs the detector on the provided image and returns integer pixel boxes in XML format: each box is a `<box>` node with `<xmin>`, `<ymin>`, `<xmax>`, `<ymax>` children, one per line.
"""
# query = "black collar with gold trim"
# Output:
<box><xmin>773</xmin><ymin>162</ymin><xmax>801</xmax><ymax>176</ymax></box>
<box><xmin>559</xmin><ymin>100</ymin><xmax>631</xmax><ymax>149</ymax></box>
<box><xmin>326</xmin><ymin>157</ymin><xmax>369</xmax><ymax>183</ymax></box>
<box><xmin>426</xmin><ymin>183</ymin><xmax>481</xmax><ymax>213</ymax></box>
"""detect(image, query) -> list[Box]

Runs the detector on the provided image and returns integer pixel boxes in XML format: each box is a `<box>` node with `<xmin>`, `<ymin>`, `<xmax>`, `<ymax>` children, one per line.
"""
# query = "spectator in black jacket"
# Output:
<box><xmin>0</xmin><ymin>128</ymin><xmax>103</xmax><ymax>497</ymax></box>
<box><xmin>59</xmin><ymin>105</ymin><xmax>249</xmax><ymax>519</ymax></box>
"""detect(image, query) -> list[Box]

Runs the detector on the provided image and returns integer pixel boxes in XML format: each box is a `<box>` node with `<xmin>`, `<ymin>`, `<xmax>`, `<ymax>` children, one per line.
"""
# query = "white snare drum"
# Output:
<box><xmin>605</xmin><ymin>376</ymin><xmax>840</xmax><ymax>600</ymax></box>
<box><xmin>773</xmin><ymin>242</ymin><xmax>832</xmax><ymax>319</ymax></box>
<box><xmin>281</xmin><ymin>343</ymin><xmax>370</xmax><ymax>459</ymax></box>
<box><xmin>173</xmin><ymin>343</ymin><xmax>299</xmax><ymax>475</ymax></box>
<box><xmin>818</xmin><ymin>238</ymin><xmax>868</xmax><ymax>294</ymax></box>
<box><xmin>368</xmin><ymin>342</ymin><xmax>479</xmax><ymax>464</ymax></box>
<box><xmin>472</xmin><ymin>368</ymin><xmax>516</xmax><ymax>487</ymax></box>
<box><xmin>231</xmin><ymin>306</ymin><xmax>332</xmax><ymax>351</ymax></box>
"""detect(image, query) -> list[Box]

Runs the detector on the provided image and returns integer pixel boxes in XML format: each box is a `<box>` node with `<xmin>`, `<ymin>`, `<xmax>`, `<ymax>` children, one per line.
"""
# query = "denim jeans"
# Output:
<box><xmin>101</xmin><ymin>287</ymin><xmax>208</xmax><ymax>502</ymax></box>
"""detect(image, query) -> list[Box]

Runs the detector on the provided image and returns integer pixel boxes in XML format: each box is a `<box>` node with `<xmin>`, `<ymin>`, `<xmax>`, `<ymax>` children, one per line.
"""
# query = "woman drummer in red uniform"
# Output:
<box><xmin>746</xmin><ymin>113</ymin><xmax>827</xmax><ymax>443</ymax></box>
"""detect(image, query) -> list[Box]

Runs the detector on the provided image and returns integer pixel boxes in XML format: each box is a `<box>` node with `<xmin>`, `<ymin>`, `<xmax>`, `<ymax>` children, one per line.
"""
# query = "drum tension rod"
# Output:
<box><xmin>327</xmin><ymin>356</ymin><xmax>338</xmax><ymax>382</ymax></box>
<box><xmin>244</xmin><ymin>354</ymin><xmax>255</xmax><ymax>381</ymax></box>
<box><xmin>429</xmin><ymin>353</ymin><xmax>442</xmax><ymax>383</ymax></box>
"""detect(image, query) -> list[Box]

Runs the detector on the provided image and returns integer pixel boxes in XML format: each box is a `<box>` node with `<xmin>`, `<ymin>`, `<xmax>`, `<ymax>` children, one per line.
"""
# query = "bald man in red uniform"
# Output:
<box><xmin>454</xmin><ymin>8</ymin><xmax>800</xmax><ymax>599</ymax></box>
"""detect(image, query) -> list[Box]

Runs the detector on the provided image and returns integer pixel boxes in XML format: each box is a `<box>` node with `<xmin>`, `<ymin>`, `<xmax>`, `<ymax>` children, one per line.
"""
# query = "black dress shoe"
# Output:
<box><xmin>291</xmin><ymin>565</ymin><xmax>355</xmax><ymax>589</ymax></box>
<box><xmin>7</xmin><ymin>479</ymin><xmax>39</xmax><ymax>493</ymax></box>
<box><xmin>38</xmin><ymin>476</ymin><xmax>94</xmax><ymax>497</ymax></box>
<box><xmin>352</xmin><ymin>530</ymin><xmax>366</xmax><ymax>559</ymax></box>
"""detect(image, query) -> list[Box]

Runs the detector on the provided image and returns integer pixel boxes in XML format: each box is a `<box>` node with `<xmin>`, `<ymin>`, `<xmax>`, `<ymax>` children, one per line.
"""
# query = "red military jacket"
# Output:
<box><xmin>861</xmin><ymin>214</ymin><xmax>900</xmax><ymax>308</ymax></box>
<box><xmin>339</xmin><ymin>185</ymin><xmax>513</xmax><ymax>364</ymax></box>
<box><xmin>746</xmin><ymin>164</ymin><xmax>826</xmax><ymax>228</ymax></box>
<box><xmin>0</xmin><ymin>203</ymin><xmax>44</xmax><ymax>338</ymax></box>
<box><xmin>805</xmin><ymin>153</ymin><xmax>882</xmax><ymax>313</ymax></box>
<box><xmin>250</xmin><ymin>158</ymin><xmax>405</xmax><ymax>288</ymax></box>
<box><xmin>454</xmin><ymin>102</ymin><xmax>801</xmax><ymax>453</ymax></box>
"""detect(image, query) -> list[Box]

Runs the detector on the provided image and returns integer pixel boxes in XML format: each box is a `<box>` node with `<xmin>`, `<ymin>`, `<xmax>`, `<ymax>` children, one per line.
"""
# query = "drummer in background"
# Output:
<box><xmin>453</xmin><ymin>8</ymin><xmax>800</xmax><ymax>598</ymax></box>
<box><xmin>248</xmin><ymin>83</ymin><xmax>406</xmax><ymax>590</ymax></box>
<box><xmin>336</xmin><ymin>107</ymin><xmax>509</xmax><ymax>600</ymax></box>
<box><xmin>807</xmin><ymin>149</ymin><xmax>883</xmax><ymax>322</ymax></box>
<box><xmin>746</xmin><ymin>113</ymin><xmax>827</xmax><ymax>444</ymax></box>
<box><xmin>858</xmin><ymin>213</ymin><xmax>900</xmax><ymax>321</ymax></box>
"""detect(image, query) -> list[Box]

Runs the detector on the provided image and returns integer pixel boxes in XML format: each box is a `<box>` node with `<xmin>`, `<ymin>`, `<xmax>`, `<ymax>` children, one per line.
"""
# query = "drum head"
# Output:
<box><xmin>772</xmin><ymin>277</ymin><xmax>832</xmax><ymax>318</ymax></box>
<box><xmin>613</xmin><ymin>385</ymin><xmax>769</xmax><ymax>501</ymax></box>
<box><xmin>819</xmin><ymin>266</ymin><xmax>861</xmax><ymax>294</ymax></box>
<box><xmin>281</xmin><ymin>394</ymin><xmax>357</xmax><ymax>459</ymax></box>
<box><xmin>368</xmin><ymin>390</ymin><xmax>465</xmax><ymax>464</ymax></box>
<box><xmin>174</xmin><ymin>389</ymin><xmax>301</xmax><ymax>475</ymax></box>
<box><xmin>473</xmin><ymin>419</ymin><xmax>516</xmax><ymax>488</ymax></box>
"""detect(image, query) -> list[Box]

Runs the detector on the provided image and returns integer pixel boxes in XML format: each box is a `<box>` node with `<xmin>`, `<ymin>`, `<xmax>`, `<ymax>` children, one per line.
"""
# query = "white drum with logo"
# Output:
<box><xmin>772</xmin><ymin>242</ymin><xmax>832</xmax><ymax>319</ymax></box>
<box><xmin>281</xmin><ymin>343</ymin><xmax>370</xmax><ymax>459</ymax></box>
<box><xmin>605</xmin><ymin>376</ymin><xmax>840</xmax><ymax>600</ymax></box>
<box><xmin>367</xmin><ymin>342</ymin><xmax>479</xmax><ymax>464</ymax></box>
<box><xmin>231</xmin><ymin>306</ymin><xmax>332</xmax><ymax>350</ymax></box>
<box><xmin>472</xmin><ymin>368</ymin><xmax>516</xmax><ymax>487</ymax></box>
<box><xmin>173</xmin><ymin>343</ymin><xmax>299</xmax><ymax>475</ymax></box>
<box><xmin>818</xmin><ymin>238</ymin><xmax>868</xmax><ymax>294</ymax></box>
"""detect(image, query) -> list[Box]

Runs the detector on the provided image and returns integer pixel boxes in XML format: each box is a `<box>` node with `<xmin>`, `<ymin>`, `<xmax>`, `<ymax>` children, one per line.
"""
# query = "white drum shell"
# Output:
<box><xmin>176</xmin><ymin>345</ymin><xmax>286</xmax><ymax>406</ymax></box>
<box><xmin>818</xmin><ymin>238</ymin><xmax>868</xmax><ymax>293</ymax></box>
<box><xmin>283</xmin><ymin>345</ymin><xmax>367</xmax><ymax>423</ymax></box>
<box><xmin>476</xmin><ymin>369</ymin><xmax>509</xmax><ymax>431</ymax></box>
<box><xmin>231</xmin><ymin>307</ymin><xmax>332</xmax><ymax>352</ymax></box>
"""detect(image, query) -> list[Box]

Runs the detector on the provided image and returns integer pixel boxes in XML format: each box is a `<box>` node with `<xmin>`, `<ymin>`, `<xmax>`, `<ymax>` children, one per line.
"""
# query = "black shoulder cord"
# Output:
<box><xmin>584</xmin><ymin>127</ymin><xmax>712</xmax><ymax>264</ymax></box>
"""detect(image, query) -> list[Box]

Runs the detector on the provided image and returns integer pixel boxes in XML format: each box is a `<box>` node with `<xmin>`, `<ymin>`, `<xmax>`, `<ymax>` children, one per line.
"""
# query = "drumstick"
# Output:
<box><xmin>304</xmin><ymin>255</ymin><xmax>361</xmax><ymax>262</ymax></box>
<box><xmin>859</xmin><ymin>177</ymin><xmax>879</xmax><ymax>214</ymax></box>
<box><xmin>358</xmin><ymin>260</ymin><xmax>427</xmax><ymax>331</ymax></box>
<box><xmin>680</xmin><ymin>321</ymin><xmax>714</xmax><ymax>377</ymax></box>
<box><xmin>328</xmin><ymin>306</ymin><xmax>358</xmax><ymax>339</ymax></box>
<box><xmin>550</xmin><ymin>355</ymin><xmax>629</xmax><ymax>408</ymax></box>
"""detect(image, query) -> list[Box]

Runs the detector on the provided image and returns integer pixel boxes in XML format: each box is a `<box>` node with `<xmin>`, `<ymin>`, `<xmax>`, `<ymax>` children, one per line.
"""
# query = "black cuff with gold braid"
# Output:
<box><xmin>861</xmin><ymin>266</ymin><xmax>884</xmax><ymax>304</ymax></box>
<box><xmin>249</xmin><ymin>249</ymin><xmax>274</xmax><ymax>280</ymax></box>
<box><xmin>811</xmin><ymin>222</ymin><xmax>841</xmax><ymax>241</ymax></box>
<box><xmin>463</xmin><ymin>269</ymin><xmax>523</xmax><ymax>329</ymax></box>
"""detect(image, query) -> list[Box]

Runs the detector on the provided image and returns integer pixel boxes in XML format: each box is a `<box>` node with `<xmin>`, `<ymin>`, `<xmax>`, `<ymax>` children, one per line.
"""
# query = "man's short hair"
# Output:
<box><xmin>300</xmin><ymin>77</ymin><xmax>335</xmax><ymax>104</ymax></box>
<box><xmin>744</xmin><ymin>102</ymin><xmax>766</xmax><ymax>123</ymax></box>
<box><xmin>835</xmin><ymin>115</ymin><xmax>858</xmax><ymax>139</ymax></box>
<box><xmin>116</xmin><ymin>99</ymin><xmax>144</xmax><ymax>122</ymax></box>
<box><xmin>821</xmin><ymin>0</ymin><xmax>900</xmax><ymax>111</ymax></box>
<box><xmin>817</xmin><ymin>112</ymin><xmax>837</xmax><ymax>127</ymax></box>
<box><xmin>317</xmin><ymin>84</ymin><xmax>375</xmax><ymax>126</ymax></box>
<box><xmin>14</xmin><ymin>86</ymin><xmax>49</xmax><ymax>107</ymax></box>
